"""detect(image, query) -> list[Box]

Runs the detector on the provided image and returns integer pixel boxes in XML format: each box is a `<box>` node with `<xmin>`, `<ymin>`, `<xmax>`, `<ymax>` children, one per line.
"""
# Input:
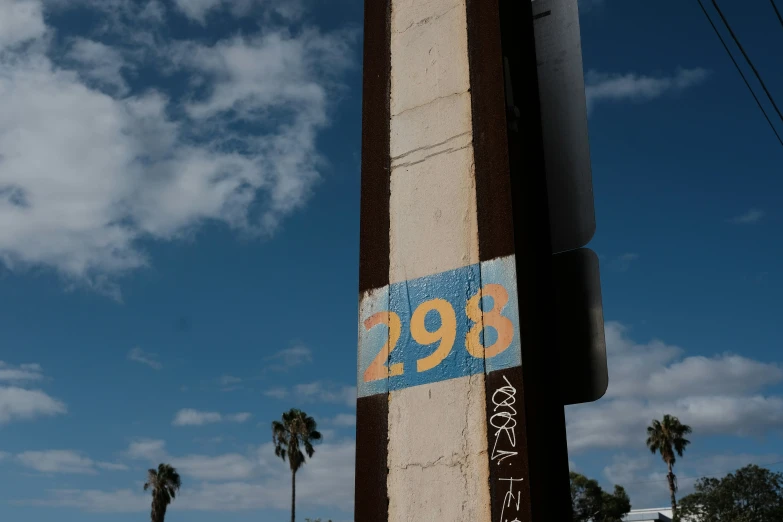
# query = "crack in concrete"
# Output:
<box><xmin>394</xmin><ymin>453</ymin><xmax>464</xmax><ymax>471</ymax></box>
<box><xmin>393</xmin><ymin>4</ymin><xmax>459</xmax><ymax>35</ymax></box>
<box><xmin>391</xmin><ymin>89</ymin><xmax>469</xmax><ymax>119</ymax></box>
<box><xmin>391</xmin><ymin>131</ymin><xmax>471</xmax><ymax>162</ymax></box>
<box><xmin>391</xmin><ymin>144</ymin><xmax>472</xmax><ymax>171</ymax></box>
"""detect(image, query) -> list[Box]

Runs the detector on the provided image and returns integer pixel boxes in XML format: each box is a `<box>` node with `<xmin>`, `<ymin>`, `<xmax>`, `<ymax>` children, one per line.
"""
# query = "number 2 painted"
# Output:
<box><xmin>363</xmin><ymin>284</ymin><xmax>514</xmax><ymax>383</ymax></box>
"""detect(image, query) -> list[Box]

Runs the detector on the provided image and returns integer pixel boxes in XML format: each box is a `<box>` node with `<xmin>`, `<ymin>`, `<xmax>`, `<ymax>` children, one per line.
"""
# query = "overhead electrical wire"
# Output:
<box><xmin>711</xmin><ymin>0</ymin><xmax>783</xmax><ymax>124</ymax></box>
<box><xmin>771</xmin><ymin>0</ymin><xmax>783</xmax><ymax>30</ymax></box>
<box><xmin>695</xmin><ymin>0</ymin><xmax>783</xmax><ymax>148</ymax></box>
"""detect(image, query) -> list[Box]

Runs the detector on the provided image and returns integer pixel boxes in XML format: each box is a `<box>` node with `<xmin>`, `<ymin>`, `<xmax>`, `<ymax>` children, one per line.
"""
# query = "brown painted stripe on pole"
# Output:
<box><xmin>358</xmin><ymin>0</ymin><xmax>392</xmax><ymax>294</ymax></box>
<box><xmin>466</xmin><ymin>0</ymin><xmax>516</xmax><ymax>263</ymax></box>
<box><xmin>355</xmin><ymin>394</ymin><xmax>389</xmax><ymax>522</ymax></box>
<box><xmin>356</xmin><ymin>0</ymin><xmax>391</xmax><ymax>521</ymax></box>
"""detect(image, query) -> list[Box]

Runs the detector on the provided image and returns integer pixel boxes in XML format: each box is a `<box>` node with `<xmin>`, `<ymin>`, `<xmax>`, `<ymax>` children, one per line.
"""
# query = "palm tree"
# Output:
<box><xmin>646</xmin><ymin>415</ymin><xmax>692</xmax><ymax>520</ymax></box>
<box><xmin>273</xmin><ymin>408</ymin><xmax>323</xmax><ymax>522</ymax></box>
<box><xmin>143</xmin><ymin>463</ymin><xmax>181</xmax><ymax>522</ymax></box>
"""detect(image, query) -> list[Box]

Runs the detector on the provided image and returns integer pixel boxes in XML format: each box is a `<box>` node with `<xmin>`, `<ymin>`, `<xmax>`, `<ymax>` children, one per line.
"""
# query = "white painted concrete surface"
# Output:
<box><xmin>386</xmin><ymin>0</ymin><xmax>490</xmax><ymax>520</ymax></box>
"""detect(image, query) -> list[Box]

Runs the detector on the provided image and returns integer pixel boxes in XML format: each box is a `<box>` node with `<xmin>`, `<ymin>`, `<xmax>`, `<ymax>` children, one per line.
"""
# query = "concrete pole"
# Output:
<box><xmin>356</xmin><ymin>0</ymin><xmax>571</xmax><ymax>520</ymax></box>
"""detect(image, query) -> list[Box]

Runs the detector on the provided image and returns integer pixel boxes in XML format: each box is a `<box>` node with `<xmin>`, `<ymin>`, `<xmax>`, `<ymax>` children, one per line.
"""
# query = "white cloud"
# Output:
<box><xmin>23</xmin><ymin>488</ymin><xmax>148</xmax><ymax>513</ymax></box>
<box><xmin>172</xmin><ymin>408</ymin><xmax>252</xmax><ymax>426</ymax></box>
<box><xmin>172</xmin><ymin>0</ymin><xmax>222</xmax><ymax>22</ymax></box>
<box><xmin>0</xmin><ymin>1</ymin><xmax>356</xmax><ymax>295</ymax></box>
<box><xmin>585</xmin><ymin>67</ymin><xmax>709</xmax><ymax>112</ymax></box>
<box><xmin>16</xmin><ymin>450</ymin><xmax>126</xmax><ymax>474</ymax></box>
<box><xmin>18</xmin><ymin>450</ymin><xmax>96</xmax><ymax>474</ymax></box>
<box><xmin>172</xmin><ymin>0</ymin><xmax>305</xmax><ymax>24</ymax></box>
<box><xmin>0</xmin><ymin>386</ymin><xmax>66</xmax><ymax>424</ymax></box>
<box><xmin>565</xmin><ymin>322</ymin><xmax>783</xmax><ymax>452</ymax></box>
<box><xmin>125</xmin><ymin>439</ymin><xmax>166</xmax><ymax>461</ymax></box>
<box><xmin>218</xmin><ymin>375</ymin><xmax>242</xmax><ymax>387</ymax></box>
<box><xmin>225</xmin><ymin>412</ymin><xmax>252</xmax><ymax>423</ymax></box>
<box><xmin>0</xmin><ymin>0</ymin><xmax>46</xmax><ymax>50</ymax></box>
<box><xmin>36</xmin><ymin>439</ymin><xmax>355</xmax><ymax>512</ymax></box>
<box><xmin>263</xmin><ymin>387</ymin><xmax>288</xmax><ymax>399</ymax></box>
<box><xmin>610</xmin><ymin>252</ymin><xmax>639</xmax><ymax>272</ymax></box>
<box><xmin>127</xmin><ymin>348</ymin><xmax>161</xmax><ymax>370</ymax></box>
<box><xmin>0</xmin><ymin>361</ymin><xmax>44</xmax><ymax>382</ymax></box>
<box><xmin>295</xmin><ymin>382</ymin><xmax>356</xmax><ymax>407</ymax></box>
<box><xmin>96</xmin><ymin>461</ymin><xmax>129</xmax><ymax>471</ymax></box>
<box><xmin>264</xmin><ymin>345</ymin><xmax>313</xmax><ymax>372</ymax></box>
<box><xmin>265</xmin><ymin>382</ymin><xmax>356</xmax><ymax>408</ymax></box>
<box><xmin>175</xmin><ymin>453</ymin><xmax>258</xmax><ymax>481</ymax></box>
<box><xmin>601</xmin><ymin>451</ymin><xmax>783</xmax><ymax>508</ymax></box>
<box><xmin>329</xmin><ymin>414</ymin><xmax>356</xmax><ymax>427</ymax></box>
<box><xmin>729</xmin><ymin>209</ymin><xmax>764</xmax><ymax>224</ymax></box>
<box><xmin>66</xmin><ymin>38</ymin><xmax>129</xmax><ymax>95</ymax></box>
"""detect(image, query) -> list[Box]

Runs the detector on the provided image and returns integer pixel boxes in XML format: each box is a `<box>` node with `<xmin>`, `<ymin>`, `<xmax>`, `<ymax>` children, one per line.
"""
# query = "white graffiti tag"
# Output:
<box><xmin>499</xmin><ymin>477</ymin><xmax>524</xmax><ymax>522</ymax></box>
<box><xmin>490</xmin><ymin>375</ymin><xmax>518</xmax><ymax>464</ymax></box>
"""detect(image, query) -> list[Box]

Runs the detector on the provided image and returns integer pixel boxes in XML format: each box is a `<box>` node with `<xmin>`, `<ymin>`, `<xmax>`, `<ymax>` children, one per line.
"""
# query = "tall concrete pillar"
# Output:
<box><xmin>355</xmin><ymin>0</ymin><xmax>569</xmax><ymax>520</ymax></box>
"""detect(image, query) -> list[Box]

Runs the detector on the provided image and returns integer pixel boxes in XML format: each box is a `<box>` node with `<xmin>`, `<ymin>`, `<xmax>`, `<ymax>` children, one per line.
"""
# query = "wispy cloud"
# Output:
<box><xmin>585</xmin><ymin>67</ymin><xmax>709</xmax><ymax>112</ymax></box>
<box><xmin>0</xmin><ymin>363</ymin><xmax>66</xmax><ymax>425</ymax></box>
<box><xmin>728</xmin><ymin>208</ymin><xmax>764</xmax><ymax>224</ymax></box>
<box><xmin>328</xmin><ymin>414</ymin><xmax>357</xmax><ymax>427</ymax></box>
<box><xmin>16</xmin><ymin>450</ymin><xmax>127</xmax><ymax>474</ymax></box>
<box><xmin>27</xmin><ymin>439</ymin><xmax>356</xmax><ymax>512</ymax></box>
<box><xmin>171</xmin><ymin>0</ymin><xmax>305</xmax><ymax>24</ymax></box>
<box><xmin>264</xmin><ymin>382</ymin><xmax>356</xmax><ymax>408</ymax></box>
<box><xmin>172</xmin><ymin>408</ymin><xmax>252</xmax><ymax>426</ymax></box>
<box><xmin>263</xmin><ymin>387</ymin><xmax>289</xmax><ymax>399</ymax></box>
<box><xmin>217</xmin><ymin>374</ymin><xmax>243</xmax><ymax>391</ymax></box>
<box><xmin>65</xmin><ymin>37</ymin><xmax>129</xmax><ymax>95</ymax></box>
<box><xmin>263</xmin><ymin>345</ymin><xmax>313</xmax><ymax>373</ymax></box>
<box><xmin>609</xmin><ymin>252</ymin><xmax>639</xmax><ymax>272</ymax></box>
<box><xmin>127</xmin><ymin>348</ymin><xmax>161</xmax><ymax>370</ymax></box>
<box><xmin>0</xmin><ymin>361</ymin><xmax>44</xmax><ymax>383</ymax></box>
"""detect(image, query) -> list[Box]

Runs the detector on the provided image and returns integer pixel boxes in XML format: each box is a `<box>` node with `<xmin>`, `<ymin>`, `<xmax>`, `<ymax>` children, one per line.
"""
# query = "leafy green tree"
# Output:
<box><xmin>143</xmin><ymin>463</ymin><xmax>181</xmax><ymax>522</ymax></box>
<box><xmin>646</xmin><ymin>414</ymin><xmax>692</xmax><ymax>520</ymax></box>
<box><xmin>679</xmin><ymin>464</ymin><xmax>783</xmax><ymax>522</ymax></box>
<box><xmin>273</xmin><ymin>409</ymin><xmax>323</xmax><ymax>522</ymax></box>
<box><xmin>570</xmin><ymin>471</ymin><xmax>631</xmax><ymax>522</ymax></box>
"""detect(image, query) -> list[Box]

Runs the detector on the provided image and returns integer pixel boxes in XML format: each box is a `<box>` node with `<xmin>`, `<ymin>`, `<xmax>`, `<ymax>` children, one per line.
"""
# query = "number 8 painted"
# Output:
<box><xmin>465</xmin><ymin>284</ymin><xmax>514</xmax><ymax>359</ymax></box>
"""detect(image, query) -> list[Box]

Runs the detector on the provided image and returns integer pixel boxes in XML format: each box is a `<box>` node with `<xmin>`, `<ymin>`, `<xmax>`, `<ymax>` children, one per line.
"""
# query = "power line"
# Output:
<box><xmin>711</xmin><ymin>0</ymin><xmax>783</xmax><ymax>124</ymax></box>
<box><xmin>695</xmin><ymin>0</ymin><xmax>783</xmax><ymax>148</ymax></box>
<box><xmin>771</xmin><ymin>0</ymin><xmax>783</xmax><ymax>30</ymax></box>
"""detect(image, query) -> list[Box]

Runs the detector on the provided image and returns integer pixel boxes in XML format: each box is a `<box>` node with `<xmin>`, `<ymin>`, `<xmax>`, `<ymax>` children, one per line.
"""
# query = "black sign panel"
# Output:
<box><xmin>533</xmin><ymin>0</ymin><xmax>596</xmax><ymax>254</ymax></box>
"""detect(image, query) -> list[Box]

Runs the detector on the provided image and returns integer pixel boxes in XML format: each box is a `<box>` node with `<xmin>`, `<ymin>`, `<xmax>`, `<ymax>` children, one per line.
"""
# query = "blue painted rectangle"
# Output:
<box><xmin>357</xmin><ymin>255</ymin><xmax>522</xmax><ymax>398</ymax></box>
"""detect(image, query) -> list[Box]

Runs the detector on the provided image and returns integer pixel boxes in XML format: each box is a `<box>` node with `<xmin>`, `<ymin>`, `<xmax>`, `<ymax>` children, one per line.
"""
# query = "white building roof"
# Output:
<box><xmin>622</xmin><ymin>507</ymin><xmax>673</xmax><ymax>522</ymax></box>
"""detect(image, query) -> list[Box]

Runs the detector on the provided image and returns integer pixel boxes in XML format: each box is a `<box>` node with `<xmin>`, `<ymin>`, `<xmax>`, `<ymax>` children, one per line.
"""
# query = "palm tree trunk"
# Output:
<box><xmin>667</xmin><ymin>462</ymin><xmax>677</xmax><ymax>520</ymax></box>
<box><xmin>291</xmin><ymin>469</ymin><xmax>296</xmax><ymax>522</ymax></box>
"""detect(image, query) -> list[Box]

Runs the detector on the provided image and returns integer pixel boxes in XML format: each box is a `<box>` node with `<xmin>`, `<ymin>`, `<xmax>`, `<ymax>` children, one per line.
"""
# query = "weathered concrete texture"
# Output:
<box><xmin>390</xmin><ymin>91</ymin><xmax>472</xmax><ymax>164</ymax></box>
<box><xmin>390</xmin><ymin>0</ymin><xmax>471</xmax><ymax>117</ymax></box>
<box><xmin>388</xmin><ymin>0</ymin><xmax>478</xmax><ymax>285</ymax></box>
<box><xmin>389</xmin><ymin>146</ymin><xmax>479</xmax><ymax>284</ymax></box>
<box><xmin>387</xmin><ymin>374</ymin><xmax>491</xmax><ymax>521</ymax></box>
<box><xmin>386</xmin><ymin>0</ymin><xmax>489</xmax><ymax>519</ymax></box>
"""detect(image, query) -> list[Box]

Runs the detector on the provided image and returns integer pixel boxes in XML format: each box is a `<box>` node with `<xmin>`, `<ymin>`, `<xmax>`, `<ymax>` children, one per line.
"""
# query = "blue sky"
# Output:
<box><xmin>0</xmin><ymin>0</ymin><xmax>782</xmax><ymax>520</ymax></box>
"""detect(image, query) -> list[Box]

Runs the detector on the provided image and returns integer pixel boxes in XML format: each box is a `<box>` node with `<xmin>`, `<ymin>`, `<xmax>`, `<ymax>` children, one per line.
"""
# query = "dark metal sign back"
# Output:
<box><xmin>533</xmin><ymin>0</ymin><xmax>596</xmax><ymax>254</ymax></box>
